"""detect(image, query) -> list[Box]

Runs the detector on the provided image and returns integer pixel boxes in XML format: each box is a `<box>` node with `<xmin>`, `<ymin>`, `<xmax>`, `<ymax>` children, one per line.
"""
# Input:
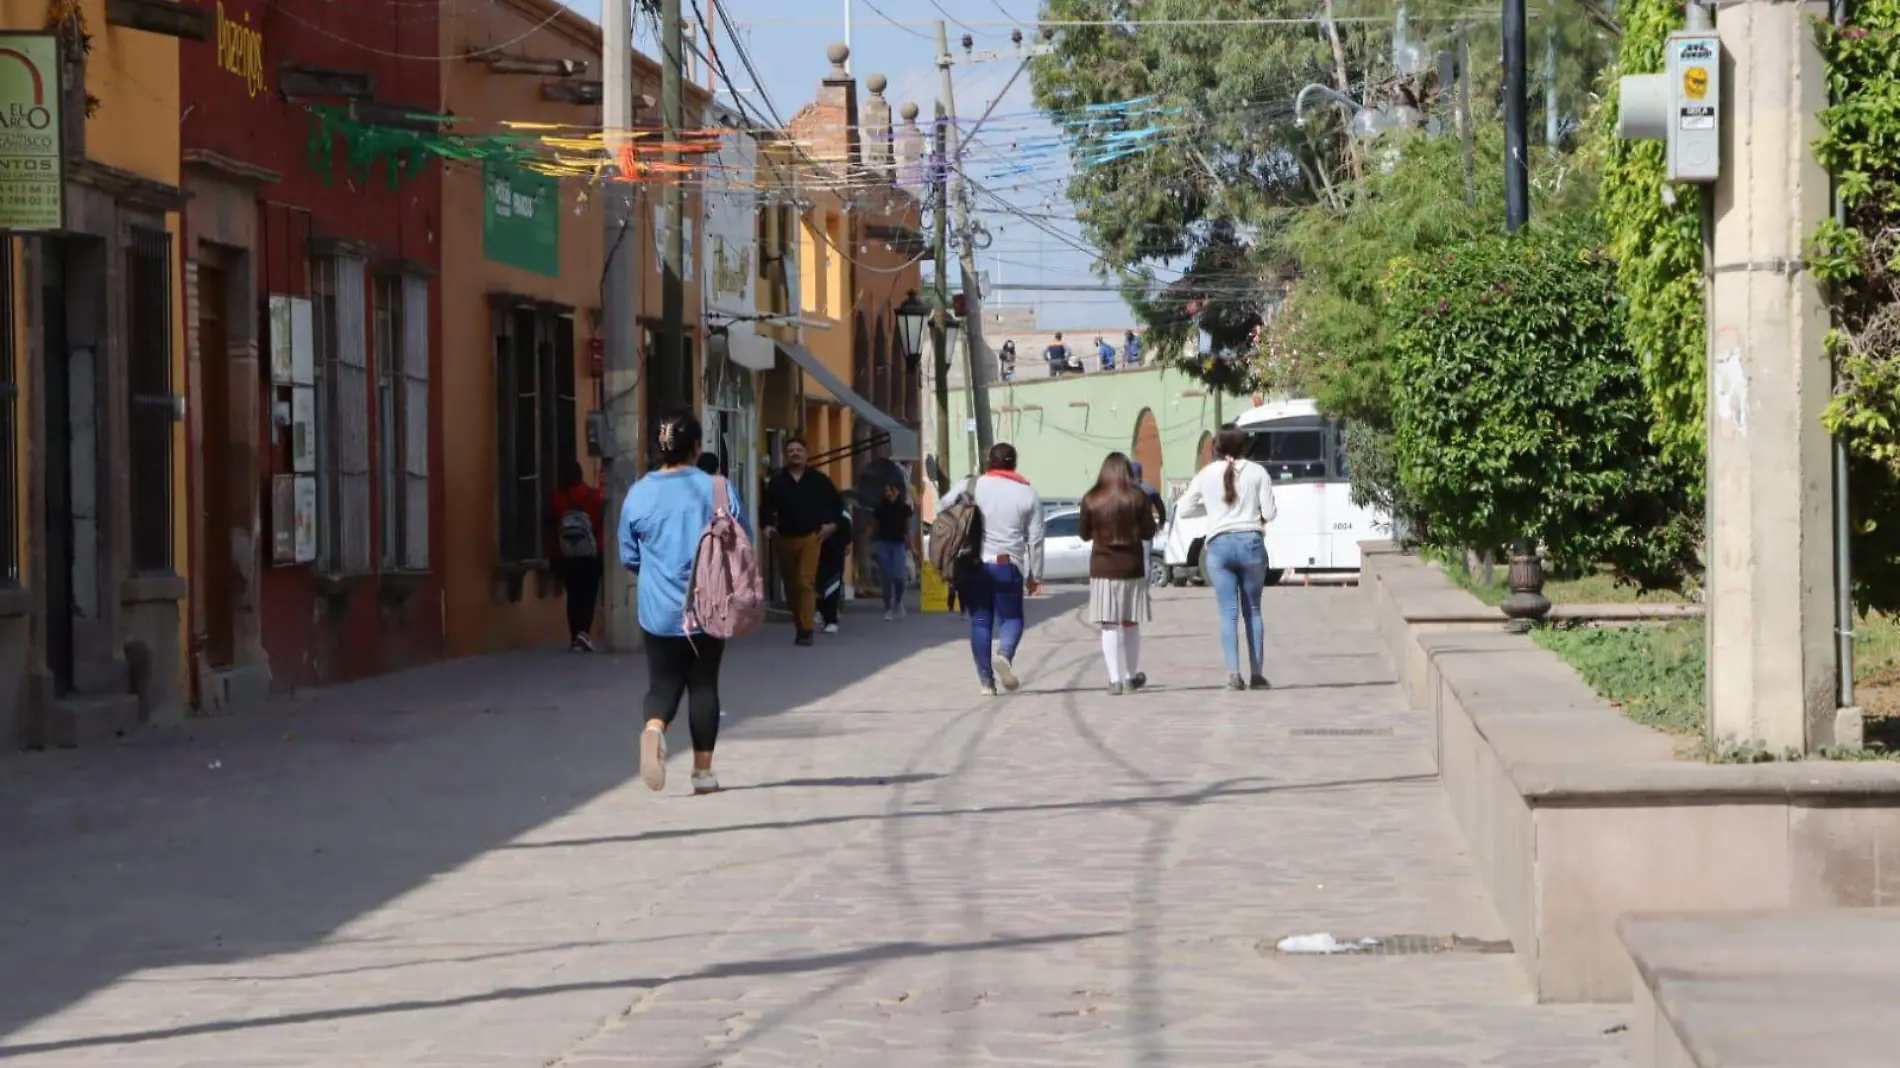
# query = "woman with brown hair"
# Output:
<box><xmin>1078</xmin><ymin>452</ymin><xmax>1161</xmax><ymax>695</ymax></box>
<box><xmin>1175</xmin><ymin>424</ymin><xmax>1279</xmax><ymax>690</ymax></box>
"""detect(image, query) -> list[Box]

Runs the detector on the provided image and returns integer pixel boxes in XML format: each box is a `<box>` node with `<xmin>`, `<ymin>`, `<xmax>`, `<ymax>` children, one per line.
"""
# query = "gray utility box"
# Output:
<box><xmin>1618</xmin><ymin>27</ymin><xmax>1721</xmax><ymax>184</ymax></box>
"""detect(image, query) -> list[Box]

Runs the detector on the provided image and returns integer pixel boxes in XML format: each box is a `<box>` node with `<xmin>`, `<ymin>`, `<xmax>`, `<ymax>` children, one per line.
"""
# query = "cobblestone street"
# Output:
<box><xmin>0</xmin><ymin>587</ymin><xmax>1627</xmax><ymax>1066</ymax></box>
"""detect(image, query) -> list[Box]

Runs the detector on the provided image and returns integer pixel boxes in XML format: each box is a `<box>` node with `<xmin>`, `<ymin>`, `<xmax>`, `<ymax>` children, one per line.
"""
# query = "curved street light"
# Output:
<box><xmin>1293</xmin><ymin>83</ymin><xmax>1392</xmax><ymax>141</ymax></box>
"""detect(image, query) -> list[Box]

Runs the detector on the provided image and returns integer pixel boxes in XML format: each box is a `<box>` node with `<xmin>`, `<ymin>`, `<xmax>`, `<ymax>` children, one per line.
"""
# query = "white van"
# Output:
<box><xmin>1150</xmin><ymin>398</ymin><xmax>1391</xmax><ymax>586</ymax></box>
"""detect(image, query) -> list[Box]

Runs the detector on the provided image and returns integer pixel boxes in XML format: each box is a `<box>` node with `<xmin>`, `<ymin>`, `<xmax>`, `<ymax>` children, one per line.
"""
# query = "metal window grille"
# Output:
<box><xmin>550</xmin><ymin>313</ymin><xmax>577</xmax><ymax>487</ymax></box>
<box><xmin>127</xmin><ymin>227</ymin><xmax>174</xmax><ymax>574</ymax></box>
<box><xmin>0</xmin><ymin>239</ymin><xmax>15</xmax><ymax>586</ymax></box>
<box><xmin>400</xmin><ymin>273</ymin><xmax>430</xmax><ymax>571</ymax></box>
<box><xmin>375</xmin><ymin>274</ymin><xmax>399</xmax><ymax>569</ymax></box>
<box><xmin>494</xmin><ymin>304</ymin><xmax>543</xmax><ymax>564</ymax></box>
<box><xmin>314</xmin><ymin>255</ymin><xmax>371</xmax><ymax>575</ymax></box>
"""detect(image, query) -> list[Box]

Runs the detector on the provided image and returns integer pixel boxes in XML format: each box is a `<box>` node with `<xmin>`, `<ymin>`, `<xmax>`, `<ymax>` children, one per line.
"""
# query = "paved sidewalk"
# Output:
<box><xmin>0</xmin><ymin>587</ymin><xmax>1627</xmax><ymax>1066</ymax></box>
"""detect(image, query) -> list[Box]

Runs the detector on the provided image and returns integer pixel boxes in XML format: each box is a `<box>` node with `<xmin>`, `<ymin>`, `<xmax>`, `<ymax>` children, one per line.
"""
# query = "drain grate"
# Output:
<box><xmin>1264</xmin><ymin>933</ymin><xmax>1513</xmax><ymax>957</ymax></box>
<box><xmin>1289</xmin><ymin>727</ymin><xmax>1395</xmax><ymax>737</ymax></box>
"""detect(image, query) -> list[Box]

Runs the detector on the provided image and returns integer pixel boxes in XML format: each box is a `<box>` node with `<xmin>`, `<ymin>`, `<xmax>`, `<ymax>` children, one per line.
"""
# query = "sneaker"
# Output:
<box><xmin>795</xmin><ymin>631</ymin><xmax>814</xmax><ymax>646</ymax></box>
<box><xmin>569</xmin><ymin>638</ymin><xmax>586</xmax><ymax>653</ymax></box>
<box><xmin>883</xmin><ymin>611</ymin><xmax>894</xmax><ymax>622</ymax></box>
<box><xmin>1129</xmin><ymin>672</ymin><xmax>1148</xmax><ymax>692</ymax></box>
<box><xmin>979</xmin><ymin>680</ymin><xmax>999</xmax><ymax>697</ymax></box>
<box><xmin>691</xmin><ymin>769</ymin><xmax>721</xmax><ymax>795</ymax></box>
<box><xmin>992</xmin><ymin>655</ymin><xmax>1021</xmax><ymax>693</ymax></box>
<box><xmin>640</xmin><ymin>726</ymin><xmax>667</xmax><ymax>792</ymax></box>
<box><xmin>823</xmin><ymin>623</ymin><xmax>840</xmax><ymax>635</ymax></box>
<box><xmin>1107</xmin><ymin>681</ymin><xmax>1126</xmax><ymax>696</ymax></box>
<box><xmin>574</xmin><ymin>632</ymin><xmax>596</xmax><ymax>652</ymax></box>
<box><xmin>895</xmin><ymin>604</ymin><xmax>907</xmax><ymax>620</ymax></box>
<box><xmin>1249</xmin><ymin>674</ymin><xmax>1273</xmax><ymax>691</ymax></box>
<box><xmin>1226</xmin><ymin>674</ymin><xmax>1247</xmax><ymax>692</ymax></box>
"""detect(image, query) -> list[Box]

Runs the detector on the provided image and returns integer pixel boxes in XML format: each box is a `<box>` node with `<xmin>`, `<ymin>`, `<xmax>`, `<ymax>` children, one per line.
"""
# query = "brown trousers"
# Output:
<box><xmin>777</xmin><ymin>534</ymin><xmax>822</xmax><ymax>632</ymax></box>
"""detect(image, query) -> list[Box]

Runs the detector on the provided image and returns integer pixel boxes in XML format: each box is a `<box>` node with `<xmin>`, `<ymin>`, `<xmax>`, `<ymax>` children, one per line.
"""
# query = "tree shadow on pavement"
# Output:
<box><xmin>0</xmin><ymin>590</ymin><xmax>1088</xmax><ymax>1046</ymax></box>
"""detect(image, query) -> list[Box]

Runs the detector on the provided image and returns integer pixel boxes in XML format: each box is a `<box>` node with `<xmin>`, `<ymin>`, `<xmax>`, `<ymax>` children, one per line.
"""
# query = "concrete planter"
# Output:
<box><xmin>1362</xmin><ymin>542</ymin><xmax>1900</xmax><ymax>1003</ymax></box>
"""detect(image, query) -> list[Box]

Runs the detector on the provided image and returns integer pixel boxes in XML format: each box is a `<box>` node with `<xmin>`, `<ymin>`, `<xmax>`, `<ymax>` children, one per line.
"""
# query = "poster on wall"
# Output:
<box><xmin>270</xmin><ymin>475</ymin><xmax>295</xmax><ymax>565</ymax></box>
<box><xmin>482</xmin><ymin>162</ymin><xmax>561</xmax><ymax>277</ymax></box>
<box><xmin>290</xmin><ymin>298</ymin><xmax>315</xmax><ymax>385</ymax></box>
<box><xmin>292</xmin><ymin>475</ymin><xmax>318</xmax><ymax>564</ymax></box>
<box><xmin>289</xmin><ymin>386</ymin><xmax>316</xmax><ymax>473</ymax></box>
<box><xmin>268</xmin><ymin>295</ymin><xmax>294</xmax><ymax>383</ymax></box>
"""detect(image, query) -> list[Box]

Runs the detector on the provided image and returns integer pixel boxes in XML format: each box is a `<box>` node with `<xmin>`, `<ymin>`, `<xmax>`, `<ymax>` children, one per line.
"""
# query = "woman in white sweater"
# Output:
<box><xmin>1174</xmin><ymin>426</ymin><xmax>1279</xmax><ymax>690</ymax></box>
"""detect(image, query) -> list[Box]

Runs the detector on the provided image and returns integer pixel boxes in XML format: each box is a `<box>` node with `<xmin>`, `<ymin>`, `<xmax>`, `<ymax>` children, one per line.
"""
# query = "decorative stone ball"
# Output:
<box><xmin>867</xmin><ymin>73</ymin><xmax>888</xmax><ymax>94</ymax></box>
<box><xmin>901</xmin><ymin>102</ymin><xmax>920</xmax><ymax>121</ymax></box>
<box><xmin>828</xmin><ymin>42</ymin><xmax>850</xmax><ymax>65</ymax></box>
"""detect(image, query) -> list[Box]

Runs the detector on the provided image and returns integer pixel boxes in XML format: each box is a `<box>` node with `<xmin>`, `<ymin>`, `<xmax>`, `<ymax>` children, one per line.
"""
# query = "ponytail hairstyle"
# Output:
<box><xmin>1215</xmin><ymin>424</ymin><xmax>1248</xmax><ymax>506</ymax></box>
<box><xmin>654</xmin><ymin>410</ymin><xmax>704</xmax><ymax>468</ymax></box>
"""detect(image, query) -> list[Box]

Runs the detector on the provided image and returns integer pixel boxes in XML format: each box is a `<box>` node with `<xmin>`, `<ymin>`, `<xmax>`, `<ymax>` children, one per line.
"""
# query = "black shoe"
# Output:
<box><xmin>1128</xmin><ymin>672</ymin><xmax>1148</xmax><ymax>692</ymax></box>
<box><xmin>1249</xmin><ymin>674</ymin><xmax>1273</xmax><ymax>691</ymax></box>
<box><xmin>795</xmin><ymin>630</ymin><xmax>814</xmax><ymax>646</ymax></box>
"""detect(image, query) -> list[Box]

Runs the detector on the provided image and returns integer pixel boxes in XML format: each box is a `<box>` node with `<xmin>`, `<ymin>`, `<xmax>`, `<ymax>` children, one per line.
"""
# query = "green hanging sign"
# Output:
<box><xmin>483</xmin><ymin>162</ymin><xmax>560</xmax><ymax>277</ymax></box>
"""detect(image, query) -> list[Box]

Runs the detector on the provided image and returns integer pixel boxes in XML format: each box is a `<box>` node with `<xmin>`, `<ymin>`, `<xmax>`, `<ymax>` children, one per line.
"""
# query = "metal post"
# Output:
<box><xmin>1503</xmin><ymin>0</ymin><xmax>1530</xmax><ymax>231</ymax></box>
<box><xmin>936</xmin><ymin>20</ymin><xmax>995</xmax><ymax>457</ymax></box>
<box><xmin>930</xmin><ymin>103</ymin><xmax>951</xmax><ymax>493</ymax></box>
<box><xmin>659</xmin><ymin>0</ymin><xmax>689</xmax><ymax>416</ymax></box>
<box><xmin>1545</xmin><ymin>22</ymin><xmax>1560</xmax><ymax>150</ymax></box>
<box><xmin>1460</xmin><ymin>30</ymin><xmax>1476</xmax><ymax>208</ymax></box>
<box><xmin>601</xmin><ymin>0</ymin><xmax>640</xmax><ymax>651</ymax></box>
<box><xmin>1832</xmin><ymin>0</ymin><xmax>1857</xmax><ymax>711</ymax></box>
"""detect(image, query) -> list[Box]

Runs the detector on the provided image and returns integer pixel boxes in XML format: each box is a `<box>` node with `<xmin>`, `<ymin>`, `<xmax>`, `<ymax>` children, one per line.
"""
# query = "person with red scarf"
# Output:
<box><xmin>935</xmin><ymin>442</ymin><xmax>1046</xmax><ymax>696</ymax></box>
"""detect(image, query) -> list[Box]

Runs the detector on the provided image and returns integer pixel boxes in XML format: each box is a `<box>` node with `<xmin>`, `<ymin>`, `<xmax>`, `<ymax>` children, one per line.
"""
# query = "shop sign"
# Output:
<box><xmin>0</xmin><ymin>34</ymin><xmax>63</xmax><ymax>232</ymax></box>
<box><xmin>483</xmin><ymin>162</ymin><xmax>560</xmax><ymax>277</ymax></box>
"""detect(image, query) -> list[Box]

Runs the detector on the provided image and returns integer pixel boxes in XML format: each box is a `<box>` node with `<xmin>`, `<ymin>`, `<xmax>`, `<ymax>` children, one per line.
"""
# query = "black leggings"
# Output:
<box><xmin>554</xmin><ymin>557</ymin><xmax>602</xmax><ymax>637</ymax></box>
<box><xmin>641</xmin><ymin>630</ymin><xmax>726</xmax><ymax>753</ymax></box>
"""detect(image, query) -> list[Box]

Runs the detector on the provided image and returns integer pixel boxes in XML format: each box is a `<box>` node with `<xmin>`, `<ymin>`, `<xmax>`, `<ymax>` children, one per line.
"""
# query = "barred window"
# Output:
<box><xmin>373</xmin><ymin>272</ymin><xmax>430</xmax><ymax>571</ymax></box>
<box><xmin>493</xmin><ymin>301</ymin><xmax>575</xmax><ymax>565</ymax></box>
<box><xmin>312</xmin><ymin>255</ymin><xmax>371</xmax><ymax>576</ymax></box>
<box><xmin>127</xmin><ymin>227</ymin><xmax>174</xmax><ymax>574</ymax></box>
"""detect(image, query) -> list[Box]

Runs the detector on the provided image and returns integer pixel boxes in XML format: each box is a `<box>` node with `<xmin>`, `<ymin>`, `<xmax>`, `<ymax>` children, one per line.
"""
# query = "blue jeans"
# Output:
<box><xmin>962</xmin><ymin>561</ymin><xmax>1026</xmax><ymax>680</ymax></box>
<box><xmin>1205</xmin><ymin>532</ymin><xmax>1267</xmax><ymax>676</ymax></box>
<box><xmin>873</xmin><ymin>540</ymin><xmax>908</xmax><ymax>612</ymax></box>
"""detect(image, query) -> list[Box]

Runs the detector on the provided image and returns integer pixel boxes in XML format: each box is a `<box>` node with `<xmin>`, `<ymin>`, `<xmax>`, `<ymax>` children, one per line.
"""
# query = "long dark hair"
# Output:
<box><xmin>1083</xmin><ymin>452</ymin><xmax>1147</xmax><ymax>541</ymax></box>
<box><xmin>1215</xmin><ymin>425</ymin><xmax>1248</xmax><ymax>506</ymax></box>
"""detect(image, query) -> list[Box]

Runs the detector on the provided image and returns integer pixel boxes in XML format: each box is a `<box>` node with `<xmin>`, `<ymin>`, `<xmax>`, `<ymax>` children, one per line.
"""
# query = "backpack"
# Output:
<box><xmin>557</xmin><ymin>496</ymin><xmax>599</xmax><ymax>559</ymax></box>
<box><xmin>684</xmin><ymin>475</ymin><xmax>766</xmax><ymax>640</ymax></box>
<box><xmin>928</xmin><ymin>477</ymin><xmax>985</xmax><ymax>587</ymax></box>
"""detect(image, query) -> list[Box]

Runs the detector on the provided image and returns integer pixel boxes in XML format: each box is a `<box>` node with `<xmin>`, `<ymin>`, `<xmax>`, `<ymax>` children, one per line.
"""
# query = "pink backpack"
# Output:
<box><xmin>685</xmin><ymin>475</ymin><xmax>765</xmax><ymax>640</ymax></box>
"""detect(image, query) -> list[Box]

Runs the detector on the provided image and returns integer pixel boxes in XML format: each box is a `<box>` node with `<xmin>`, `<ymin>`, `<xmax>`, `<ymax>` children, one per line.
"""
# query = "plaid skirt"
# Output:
<box><xmin>1088</xmin><ymin>576</ymin><xmax>1152</xmax><ymax>624</ymax></box>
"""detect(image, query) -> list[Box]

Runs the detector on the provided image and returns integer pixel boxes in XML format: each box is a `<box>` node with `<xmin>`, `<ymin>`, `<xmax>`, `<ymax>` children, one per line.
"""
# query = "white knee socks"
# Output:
<box><xmin>1100</xmin><ymin>626</ymin><xmax>1125</xmax><ymax>682</ymax></box>
<box><xmin>1125</xmin><ymin>627</ymin><xmax>1141</xmax><ymax>678</ymax></box>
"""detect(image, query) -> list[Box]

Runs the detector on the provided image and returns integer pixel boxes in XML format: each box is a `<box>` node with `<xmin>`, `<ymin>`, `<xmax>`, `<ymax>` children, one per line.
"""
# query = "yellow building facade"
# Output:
<box><xmin>0</xmin><ymin>0</ymin><xmax>190</xmax><ymax>747</ymax></box>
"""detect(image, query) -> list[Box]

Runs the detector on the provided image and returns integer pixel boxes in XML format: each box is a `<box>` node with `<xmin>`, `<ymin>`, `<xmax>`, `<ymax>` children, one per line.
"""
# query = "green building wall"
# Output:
<box><xmin>945</xmin><ymin>366</ymin><xmax>1234</xmax><ymax>500</ymax></box>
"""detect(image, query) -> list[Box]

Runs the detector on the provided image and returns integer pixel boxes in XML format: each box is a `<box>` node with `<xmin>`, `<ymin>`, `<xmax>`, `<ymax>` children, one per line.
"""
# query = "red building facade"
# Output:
<box><xmin>179</xmin><ymin>0</ymin><xmax>444</xmax><ymax>700</ymax></box>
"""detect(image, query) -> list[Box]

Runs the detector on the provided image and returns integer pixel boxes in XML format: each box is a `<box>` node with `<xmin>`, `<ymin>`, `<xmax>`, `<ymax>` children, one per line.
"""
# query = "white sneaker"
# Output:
<box><xmin>896</xmin><ymin>604</ymin><xmax>906</xmax><ymax>620</ymax></box>
<box><xmin>883</xmin><ymin>611</ymin><xmax>894</xmax><ymax>622</ymax></box>
<box><xmin>992</xmin><ymin>655</ymin><xmax>1021</xmax><ymax>693</ymax></box>
<box><xmin>691</xmin><ymin>769</ymin><xmax>721</xmax><ymax>795</ymax></box>
<box><xmin>640</xmin><ymin>726</ymin><xmax>666</xmax><ymax>792</ymax></box>
<box><xmin>823</xmin><ymin>623</ymin><xmax>840</xmax><ymax>635</ymax></box>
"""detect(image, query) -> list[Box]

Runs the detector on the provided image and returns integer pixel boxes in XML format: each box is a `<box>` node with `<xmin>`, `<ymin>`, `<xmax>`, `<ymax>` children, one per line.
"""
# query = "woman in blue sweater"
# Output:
<box><xmin>618</xmin><ymin>411</ymin><xmax>748</xmax><ymax>795</ymax></box>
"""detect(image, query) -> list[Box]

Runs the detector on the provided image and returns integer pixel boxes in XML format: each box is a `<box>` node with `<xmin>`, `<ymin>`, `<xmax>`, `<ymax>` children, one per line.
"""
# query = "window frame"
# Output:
<box><xmin>0</xmin><ymin>238</ymin><xmax>15</xmax><ymax>587</ymax></box>
<box><xmin>492</xmin><ymin>299</ymin><xmax>576</xmax><ymax>567</ymax></box>
<box><xmin>311</xmin><ymin>252</ymin><xmax>373</xmax><ymax>577</ymax></box>
<box><xmin>374</xmin><ymin>268</ymin><xmax>431</xmax><ymax>573</ymax></box>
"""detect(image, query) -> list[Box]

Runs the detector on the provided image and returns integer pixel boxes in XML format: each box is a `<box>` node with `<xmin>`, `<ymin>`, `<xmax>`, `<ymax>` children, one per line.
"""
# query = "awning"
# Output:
<box><xmin>776</xmin><ymin>341</ymin><xmax>920</xmax><ymax>458</ymax></box>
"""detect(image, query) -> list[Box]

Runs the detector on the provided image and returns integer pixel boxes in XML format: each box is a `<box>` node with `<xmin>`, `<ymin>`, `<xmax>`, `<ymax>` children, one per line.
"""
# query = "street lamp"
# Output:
<box><xmin>895</xmin><ymin>289</ymin><xmax>929</xmax><ymax>373</ymax></box>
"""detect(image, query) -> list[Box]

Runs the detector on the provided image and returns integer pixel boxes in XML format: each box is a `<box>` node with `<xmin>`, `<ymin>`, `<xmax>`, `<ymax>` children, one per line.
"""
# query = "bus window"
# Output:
<box><xmin>1332</xmin><ymin>419</ymin><xmax>1350</xmax><ymax>479</ymax></box>
<box><xmin>1247</xmin><ymin>427</ymin><xmax>1328</xmax><ymax>482</ymax></box>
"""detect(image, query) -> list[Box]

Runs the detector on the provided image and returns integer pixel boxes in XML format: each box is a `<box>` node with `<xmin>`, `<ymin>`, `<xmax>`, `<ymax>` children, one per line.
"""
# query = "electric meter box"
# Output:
<box><xmin>1617</xmin><ymin>29</ymin><xmax>1721</xmax><ymax>183</ymax></box>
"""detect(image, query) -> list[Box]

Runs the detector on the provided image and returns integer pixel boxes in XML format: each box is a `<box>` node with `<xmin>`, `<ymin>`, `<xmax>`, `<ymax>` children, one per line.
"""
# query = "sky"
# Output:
<box><xmin>555</xmin><ymin>0</ymin><xmax>1139</xmax><ymax>332</ymax></box>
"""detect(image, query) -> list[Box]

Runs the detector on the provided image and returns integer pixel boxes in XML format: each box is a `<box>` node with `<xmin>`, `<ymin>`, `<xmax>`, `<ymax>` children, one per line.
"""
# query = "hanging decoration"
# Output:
<box><xmin>304</xmin><ymin>106</ymin><xmax>546</xmax><ymax>188</ymax></box>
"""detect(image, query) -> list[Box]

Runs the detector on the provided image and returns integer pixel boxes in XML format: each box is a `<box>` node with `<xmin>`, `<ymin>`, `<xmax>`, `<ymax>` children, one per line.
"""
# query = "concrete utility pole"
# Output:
<box><xmin>1706</xmin><ymin>0</ymin><xmax>1846</xmax><ymax>751</ymax></box>
<box><xmin>930</xmin><ymin>102</ymin><xmax>952</xmax><ymax>493</ymax></box>
<box><xmin>601</xmin><ymin>0</ymin><xmax>640</xmax><ymax>652</ymax></box>
<box><xmin>659</xmin><ymin>0</ymin><xmax>689</xmax><ymax>416</ymax></box>
<box><xmin>936</xmin><ymin>20</ymin><xmax>995</xmax><ymax>459</ymax></box>
<box><xmin>1502</xmin><ymin>0</ymin><xmax>1530</xmax><ymax>230</ymax></box>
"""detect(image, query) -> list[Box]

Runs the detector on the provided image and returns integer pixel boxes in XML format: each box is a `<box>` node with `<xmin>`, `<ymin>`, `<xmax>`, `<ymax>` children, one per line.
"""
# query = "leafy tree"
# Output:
<box><xmin>1383</xmin><ymin>213</ymin><xmax>1700</xmax><ymax>589</ymax></box>
<box><xmin>1031</xmin><ymin>0</ymin><xmax>1614</xmax><ymax>386</ymax></box>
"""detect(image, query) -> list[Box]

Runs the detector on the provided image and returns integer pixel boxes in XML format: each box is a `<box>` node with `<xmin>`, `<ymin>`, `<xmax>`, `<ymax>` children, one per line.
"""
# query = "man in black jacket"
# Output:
<box><xmin>762</xmin><ymin>436</ymin><xmax>843</xmax><ymax>646</ymax></box>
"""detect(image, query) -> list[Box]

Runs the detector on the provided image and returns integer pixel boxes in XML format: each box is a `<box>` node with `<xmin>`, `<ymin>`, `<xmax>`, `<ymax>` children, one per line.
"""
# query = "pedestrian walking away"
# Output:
<box><xmin>937</xmin><ymin>442</ymin><xmax>1045</xmax><ymax>695</ymax></box>
<box><xmin>872</xmin><ymin>481</ymin><xmax>917</xmax><ymax>621</ymax></box>
<box><xmin>1123</xmin><ymin>329</ymin><xmax>1142</xmax><ymax>367</ymax></box>
<box><xmin>550</xmin><ymin>461</ymin><xmax>605</xmax><ymax>652</ymax></box>
<box><xmin>998</xmin><ymin>339</ymin><xmax>1018</xmax><ymax>383</ymax></box>
<box><xmin>1079</xmin><ymin>452</ymin><xmax>1160</xmax><ymax>695</ymax></box>
<box><xmin>1175</xmin><ymin>425</ymin><xmax>1279</xmax><ymax>691</ymax></box>
<box><xmin>1129</xmin><ymin>460</ymin><xmax>1168</xmax><ymax>529</ymax></box>
<box><xmin>762</xmin><ymin>436</ymin><xmax>844</xmax><ymax>646</ymax></box>
<box><xmin>619</xmin><ymin>411</ymin><xmax>750</xmax><ymax>795</ymax></box>
<box><xmin>1095</xmin><ymin>335</ymin><xmax>1117</xmax><ymax>371</ymax></box>
<box><xmin>816</xmin><ymin>501</ymin><xmax>853</xmax><ymax>634</ymax></box>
